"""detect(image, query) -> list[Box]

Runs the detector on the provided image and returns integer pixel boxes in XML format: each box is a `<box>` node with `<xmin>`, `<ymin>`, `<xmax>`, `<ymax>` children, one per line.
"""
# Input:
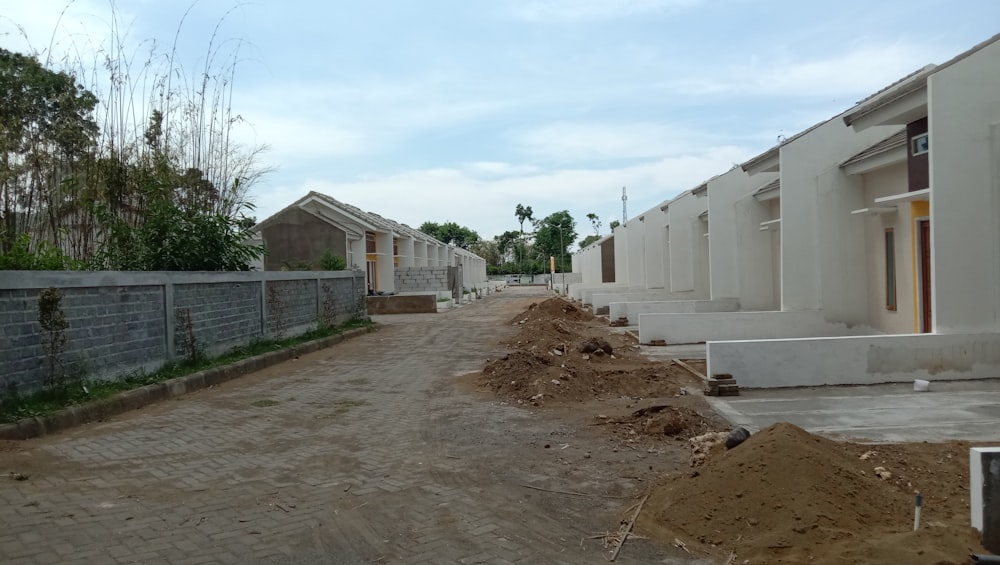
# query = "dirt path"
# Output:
<box><xmin>0</xmin><ymin>287</ymin><xmax>705</xmax><ymax>565</ymax></box>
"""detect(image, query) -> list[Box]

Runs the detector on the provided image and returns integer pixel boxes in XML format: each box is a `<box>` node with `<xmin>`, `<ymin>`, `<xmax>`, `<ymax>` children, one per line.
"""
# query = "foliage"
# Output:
<box><xmin>579</xmin><ymin>234</ymin><xmax>601</xmax><ymax>249</ymax></box>
<box><xmin>468</xmin><ymin>239</ymin><xmax>500</xmax><ymax>267</ymax></box>
<box><xmin>37</xmin><ymin>287</ymin><xmax>69</xmax><ymax>388</ymax></box>
<box><xmin>0</xmin><ymin>48</ymin><xmax>99</xmax><ymax>255</ymax></box>
<box><xmin>586</xmin><ymin>212</ymin><xmax>602</xmax><ymax>235</ymax></box>
<box><xmin>514</xmin><ymin>203</ymin><xmax>534</xmax><ymax>234</ymax></box>
<box><xmin>319</xmin><ymin>249</ymin><xmax>347</xmax><ymax>271</ymax></box>
<box><xmin>0</xmin><ymin>233</ymin><xmax>80</xmax><ymax>270</ymax></box>
<box><xmin>418</xmin><ymin>220</ymin><xmax>480</xmax><ymax>249</ymax></box>
<box><xmin>534</xmin><ymin>210</ymin><xmax>577</xmax><ymax>272</ymax></box>
<box><xmin>609</xmin><ymin>219</ymin><xmax>621</xmax><ymax>230</ymax></box>
<box><xmin>0</xmin><ymin>8</ymin><xmax>270</xmax><ymax>271</ymax></box>
<box><xmin>89</xmin><ymin>190</ymin><xmax>263</xmax><ymax>271</ymax></box>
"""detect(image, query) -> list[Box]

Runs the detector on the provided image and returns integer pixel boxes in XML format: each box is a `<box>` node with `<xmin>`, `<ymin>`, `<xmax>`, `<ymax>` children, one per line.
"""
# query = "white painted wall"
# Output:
<box><xmin>592</xmin><ymin>289</ymin><xmax>710</xmax><ymax>312</ymax></box>
<box><xmin>398</xmin><ymin>237</ymin><xmax>415</xmax><ymax>268</ymax></box>
<box><xmin>642</xmin><ymin>207</ymin><xmax>668</xmax><ymax>289</ymax></box>
<box><xmin>708</xmin><ymin>169</ymin><xmax>780</xmax><ymax>309</ymax></box>
<box><xmin>708</xmin><ymin>332</ymin><xmax>1000</xmax><ymax>388</ymax></box>
<box><xmin>666</xmin><ymin>192</ymin><xmax>709</xmax><ymax>295</ymax></box>
<box><xmin>375</xmin><ymin>232</ymin><xmax>395</xmax><ymax>292</ymax></box>
<box><xmin>413</xmin><ymin>241</ymin><xmax>427</xmax><ymax>267</ymax></box>
<box><xmin>625</xmin><ymin>216</ymin><xmax>646</xmax><ymax>288</ymax></box>
<box><xmin>638</xmin><ymin>310</ymin><xmax>874</xmax><ymax>344</ymax></box>
<box><xmin>778</xmin><ymin>118</ymin><xmax>894</xmax><ymax>320</ymax></box>
<box><xmin>928</xmin><ymin>39</ymin><xmax>1000</xmax><ymax>333</ymax></box>
<box><xmin>610</xmin><ymin>297</ymin><xmax>739</xmax><ymax>323</ymax></box>
<box><xmin>858</xmin><ymin>163</ymin><xmax>916</xmax><ymax>334</ymax></box>
<box><xmin>613</xmin><ymin>224</ymin><xmax>630</xmax><ymax>286</ymax></box>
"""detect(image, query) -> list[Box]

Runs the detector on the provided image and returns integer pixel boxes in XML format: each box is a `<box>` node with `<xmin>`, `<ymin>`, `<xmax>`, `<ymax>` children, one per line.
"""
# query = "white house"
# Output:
<box><xmin>711</xmin><ymin>34</ymin><xmax>1000</xmax><ymax>387</ymax></box>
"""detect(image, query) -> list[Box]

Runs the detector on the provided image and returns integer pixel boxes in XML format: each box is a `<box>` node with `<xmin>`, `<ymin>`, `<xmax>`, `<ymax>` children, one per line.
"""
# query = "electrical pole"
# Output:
<box><xmin>621</xmin><ymin>186</ymin><xmax>628</xmax><ymax>225</ymax></box>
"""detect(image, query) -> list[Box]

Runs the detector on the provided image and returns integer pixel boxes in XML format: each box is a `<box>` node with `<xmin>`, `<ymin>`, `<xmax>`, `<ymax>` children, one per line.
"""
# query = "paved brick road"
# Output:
<box><xmin>0</xmin><ymin>287</ymin><xmax>705</xmax><ymax>565</ymax></box>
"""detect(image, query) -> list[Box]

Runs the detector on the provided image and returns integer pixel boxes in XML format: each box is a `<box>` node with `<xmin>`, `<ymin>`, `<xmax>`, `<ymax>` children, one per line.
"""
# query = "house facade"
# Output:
<box><xmin>253</xmin><ymin>192</ymin><xmax>488</xmax><ymax>295</ymax></box>
<box><xmin>570</xmin><ymin>34</ymin><xmax>1000</xmax><ymax>388</ymax></box>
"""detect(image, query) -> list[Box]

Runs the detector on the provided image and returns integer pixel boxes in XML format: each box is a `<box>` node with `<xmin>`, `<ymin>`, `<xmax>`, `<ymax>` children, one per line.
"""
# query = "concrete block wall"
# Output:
<box><xmin>174</xmin><ymin>282</ymin><xmax>260</xmax><ymax>356</ymax></box>
<box><xmin>394</xmin><ymin>267</ymin><xmax>450</xmax><ymax>292</ymax></box>
<box><xmin>265</xmin><ymin>279</ymin><xmax>317</xmax><ymax>337</ymax></box>
<box><xmin>0</xmin><ymin>270</ymin><xmax>366</xmax><ymax>397</ymax></box>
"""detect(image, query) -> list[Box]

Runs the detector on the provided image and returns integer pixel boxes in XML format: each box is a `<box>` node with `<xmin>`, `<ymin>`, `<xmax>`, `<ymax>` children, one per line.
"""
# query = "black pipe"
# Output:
<box><xmin>971</xmin><ymin>555</ymin><xmax>1000</xmax><ymax>563</ymax></box>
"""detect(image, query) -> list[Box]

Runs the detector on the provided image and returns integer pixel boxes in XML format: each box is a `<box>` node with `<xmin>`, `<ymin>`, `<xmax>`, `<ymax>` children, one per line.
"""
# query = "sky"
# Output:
<box><xmin>2</xmin><ymin>0</ymin><xmax>999</xmax><ymax>247</ymax></box>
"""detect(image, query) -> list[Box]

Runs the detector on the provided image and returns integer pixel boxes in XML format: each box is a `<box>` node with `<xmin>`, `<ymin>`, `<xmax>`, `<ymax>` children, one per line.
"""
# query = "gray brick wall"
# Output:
<box><xmin>265</xmin><ymin>279</ymin><xmax>315</xmax><ymax>337</ymax></box>
<box><xmin>0</xmin><ymin>270</ymin><xmax>366</xmax><ymax>397</ymax></box>
<box><xmin>174</xmin><ymin>282</ymin><xmax>261</xmax><ymax>356</ymax></box>
<box><xmin>394</xmin><ymin>267</ymin><xmax>450</xmax><ymax>292</ymax></box>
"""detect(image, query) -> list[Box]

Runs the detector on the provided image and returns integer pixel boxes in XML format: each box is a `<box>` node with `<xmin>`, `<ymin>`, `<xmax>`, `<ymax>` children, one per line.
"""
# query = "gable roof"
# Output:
<box><xmin>843</xmin><ymin>33</ymin><xmax>1000</xmax><ymax>126</ymax></box>
<box><xmin>841</xmin><ymin>129</ymin><xmax>907</xmax><ymax>168</ymax></box>
<box><xmin>254</xmin><ymin>191</ymin><xmax>446</xmax><ymax>246</ymax></box>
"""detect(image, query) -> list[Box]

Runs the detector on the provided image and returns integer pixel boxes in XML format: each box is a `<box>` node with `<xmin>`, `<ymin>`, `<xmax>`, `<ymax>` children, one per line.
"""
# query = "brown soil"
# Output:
<box><xmin>638</xmin><ymin>422</ymin><xmax>989</xmax><ymax>564</ymax></box>
<box><xmin>477</xmin><ymin>296</ymin><xmax>995</xmax><ymax>564</ymax></box>
<box><xmin>482</xmin><ymin>297</ymin><xmax>701</xmax><ymax>405</ymax></box>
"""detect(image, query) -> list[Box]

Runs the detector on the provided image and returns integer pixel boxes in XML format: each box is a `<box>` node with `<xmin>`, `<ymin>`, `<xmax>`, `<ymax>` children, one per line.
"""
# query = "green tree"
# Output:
<box><xmin>609</xmin><ymin>219</ymin><xmax>621</xmax><ymax>230</ymax></box>
<box><xmin>318</xmin><ymin>249</ymin><xmax>347</xmax><ymax>271</ymax></box>
<box><xmin>535</xmin><ymin>211</ymin><xmax>577</xmax><ymax>273</ymax></box>
<box><xmin>90</xmin><ymin>188</ymin><xmax>263</xmax><ymax>271</ymax></box>
<box><xmin>578</xmin><ymin>234</ymin><xmax>601</xmax><ymax>249</ymax></box>
<box><xmin>586</xmin><ymin>212</ymin><xmax>601</xmax><ymax>236</ymax></box>
<box><xmin>0</xmin><ymin>48</ymin><xmax>99</xmax><ymax>254</ymax></box>
<box><xmin>418</xmin><ymin>220</ymin><xmax>479</xmax><ymax>249</ymax></box>
<box><xmin>468</xmin><ymin>239</ymin><xmax>500</xmax><ymax>267</ymax></box>
<box><xmin>514</xmin><ymin>203</ymin><xmax>533</xmax><ymax>234</ymax></box>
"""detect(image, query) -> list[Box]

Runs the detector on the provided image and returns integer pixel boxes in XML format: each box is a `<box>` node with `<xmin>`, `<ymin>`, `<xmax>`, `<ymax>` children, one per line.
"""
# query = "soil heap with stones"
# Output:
<box><xmin>481</xmin><ymin>298</ymin><xmax>698</xmax><ymax>405</ymax></box>
<box><xmin>638</xmin><ymin>422</ymin><xmax>988</xmax><ymax>564</ymax></box>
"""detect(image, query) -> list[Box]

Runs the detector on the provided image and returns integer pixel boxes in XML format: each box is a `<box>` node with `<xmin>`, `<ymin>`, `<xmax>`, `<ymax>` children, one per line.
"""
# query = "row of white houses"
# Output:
<box><xmin>252</xmin><ymin>192</ymin><xmax>488</xmax><ymax>293</ymax></box>
<box><xmin>571</xmin><ymin>34</ymin><xmax>1000</xmax><ymax>388</ymax></box>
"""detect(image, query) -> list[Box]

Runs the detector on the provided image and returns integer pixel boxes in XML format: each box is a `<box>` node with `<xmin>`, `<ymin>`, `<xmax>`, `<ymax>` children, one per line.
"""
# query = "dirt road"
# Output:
<box><xmin>0</xmin><ymin>287</ymin><xmax>704</xmax><ymax>565</ymax></box>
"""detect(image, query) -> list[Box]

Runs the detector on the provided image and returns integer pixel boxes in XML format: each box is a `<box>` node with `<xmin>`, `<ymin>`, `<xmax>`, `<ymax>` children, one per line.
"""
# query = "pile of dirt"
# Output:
<box><xmin>509</xmin><ymin>299</ymin><xmax>597</xmax><ymax>325</ymax></box>
<box><xmin>601</xmin><ymin>403</ymin><xmax>726</xmax><ymax>445</ymax></box>
<box><xmin>637</xmin><ymin>422</ymin><xmax>986</xmax><ymax>564</ymax></box>
<box><xmin>482</xmin><ymin>298</ymin><xmax>700</xmax><ymax>404</ymax></box>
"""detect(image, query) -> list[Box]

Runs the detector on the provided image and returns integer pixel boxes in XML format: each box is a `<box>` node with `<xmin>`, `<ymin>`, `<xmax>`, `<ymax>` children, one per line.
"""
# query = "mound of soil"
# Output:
<box><xmin>510</xmin><ymin>298</ymin><xmax>597</xmax><ymax>325</ymax></box>
<box><xmin>603</xmin><ymin>403</ymin><xmax>726</xmax><ymax>444</ymax></box>
<box><xmin>483</xmin><ymin>297</ymin><xmax>700</xmax><ymax>405</ymax></box>
<box><xmin>637</xmin><ymin>422</ymin><xmax>986</xmax><ymax>564</ymax></box>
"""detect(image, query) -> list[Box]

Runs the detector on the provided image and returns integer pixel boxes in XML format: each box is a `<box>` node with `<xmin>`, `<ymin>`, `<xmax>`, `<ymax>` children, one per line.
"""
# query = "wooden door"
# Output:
<box><xmin>918</xmin><ymin>219</ymin><xmax>932</xmax><ymax>333</ymax></box>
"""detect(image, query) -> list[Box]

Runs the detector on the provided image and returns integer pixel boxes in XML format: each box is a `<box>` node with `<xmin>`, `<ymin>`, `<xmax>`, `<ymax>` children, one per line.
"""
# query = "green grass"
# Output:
<box><xmin>0</xmin><ymin>318</ymin><xmax>374</xmax><ymax>424</ymax></box>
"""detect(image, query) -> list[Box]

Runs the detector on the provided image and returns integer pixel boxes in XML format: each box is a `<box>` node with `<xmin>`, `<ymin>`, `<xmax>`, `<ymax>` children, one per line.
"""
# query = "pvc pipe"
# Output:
<box><xmin>914</xmin><ymin>494</ymin><xmax>922</xmax><ymax>531</ymax></box>
<box><xmin>970</xmin><ymin>555</ymin><xmax>1000</xmax><ymax>563</ymax></box>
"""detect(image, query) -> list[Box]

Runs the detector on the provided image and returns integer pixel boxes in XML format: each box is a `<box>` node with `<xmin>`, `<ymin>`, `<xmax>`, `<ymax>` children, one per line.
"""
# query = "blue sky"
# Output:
<box><xmin>3</xmin><ymin>1</ymin><xmax>999</xmax><ymax>246</ymax></box>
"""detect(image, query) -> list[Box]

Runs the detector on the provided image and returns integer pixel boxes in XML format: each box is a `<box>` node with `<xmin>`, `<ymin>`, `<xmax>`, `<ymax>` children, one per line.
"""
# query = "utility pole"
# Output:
<box><xmin>621</xmin><ymin>186</ymin><xmax>628</xmax><ymax>225</ymax></box>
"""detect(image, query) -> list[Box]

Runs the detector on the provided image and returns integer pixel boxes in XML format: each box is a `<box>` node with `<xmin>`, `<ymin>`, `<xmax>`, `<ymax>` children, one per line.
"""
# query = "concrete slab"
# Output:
<box><xmin>707</xmin><ymin>379</ymin><xmax>1000</xmax><ymax>443</ymax></box>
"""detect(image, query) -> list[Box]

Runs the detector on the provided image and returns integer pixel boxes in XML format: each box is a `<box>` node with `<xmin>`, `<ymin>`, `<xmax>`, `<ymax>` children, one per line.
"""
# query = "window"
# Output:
<box><xmin>365</xmin><ymin>232</ymin><xmax>376</xmax><ymax>253</ymax></box>
<box><xmin>884</xmin><ymin>229</ymin><xmax>897</xmax><ymax>311</ymax></box>
<box><xmin>911</xmin><ymin>133</ymin><xmax>929</xmax><ymax>156</ymax></box>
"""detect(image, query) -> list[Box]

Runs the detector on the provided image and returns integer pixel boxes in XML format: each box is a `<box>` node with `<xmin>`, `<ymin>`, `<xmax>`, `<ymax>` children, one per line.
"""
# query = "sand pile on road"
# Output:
<box><xmin>637</xmin><ymin>422</ymin><xmax>985</xmax><ymax>564</ymax></box>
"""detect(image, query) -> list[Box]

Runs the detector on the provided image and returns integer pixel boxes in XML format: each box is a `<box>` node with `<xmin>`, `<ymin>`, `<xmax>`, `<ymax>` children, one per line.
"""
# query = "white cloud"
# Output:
<box><xmin>660</xmin><ymin>40</ymin><xmax>946</xmax><ymax>100</ymax></box>
<box><xmin>512</xmin><ymin>0</ymin><xmax>702</xmax><ymax>22</ymax></box>
<box><xmin>249</xmin><ymin>145</ymin><xmax>750</xmax><ymax>242</ymax></box>
<box><xmin>514</xmin><ymin>121</ymin><xmax>720</xmax><ymax>162</ymax></box>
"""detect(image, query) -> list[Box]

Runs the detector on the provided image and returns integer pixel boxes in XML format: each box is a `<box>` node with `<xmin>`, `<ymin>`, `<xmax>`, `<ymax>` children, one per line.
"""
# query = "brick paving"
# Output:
<box><xmin>0</xmin><ymin>287</ymin><xmax>704</xmax><ymax>564</ymax></box>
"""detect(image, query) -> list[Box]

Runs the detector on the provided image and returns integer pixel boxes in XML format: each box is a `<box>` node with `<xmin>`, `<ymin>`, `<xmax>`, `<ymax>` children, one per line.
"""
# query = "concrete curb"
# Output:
<box><xmin>0</xmin><ymin>326</ymin><xmax>376</xmax><ymax>441</ymax></box>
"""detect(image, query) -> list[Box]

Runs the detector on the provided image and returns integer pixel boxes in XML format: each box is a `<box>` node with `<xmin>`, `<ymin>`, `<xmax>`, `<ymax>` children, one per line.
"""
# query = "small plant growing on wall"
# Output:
<box><xmin>37</xmin><ymin>287</ymin><xmax>69</xmax><ymax>389</ymax></box>
<box><xmin>267</xmin><ymin>284</ymin><xmax>287</xmax><ymax>339</ymax></box>
<box><xmin>175</xmin><ymin>307</ymin><xmax>201</xmax><ymax>364</ymax></box>
<box><xmin>320</xmin><ymin>283</ymin><xmax>337</xmax><ymax>329</ymax></box>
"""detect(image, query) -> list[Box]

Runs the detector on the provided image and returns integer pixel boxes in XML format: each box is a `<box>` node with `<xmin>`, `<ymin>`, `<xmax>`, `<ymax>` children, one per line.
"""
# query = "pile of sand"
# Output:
<box><xmin>637</xmin><ymin>422</ymin><xmax>985</xmax><ymax>564</ymax></box>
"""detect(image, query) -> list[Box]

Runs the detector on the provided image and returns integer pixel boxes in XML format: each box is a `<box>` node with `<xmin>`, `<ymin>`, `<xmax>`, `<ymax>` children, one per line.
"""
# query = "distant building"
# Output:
<box><xmin>252</xmin><ymin>191</ymin><xmax>487</xmax><ymax>294</ymax></box>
